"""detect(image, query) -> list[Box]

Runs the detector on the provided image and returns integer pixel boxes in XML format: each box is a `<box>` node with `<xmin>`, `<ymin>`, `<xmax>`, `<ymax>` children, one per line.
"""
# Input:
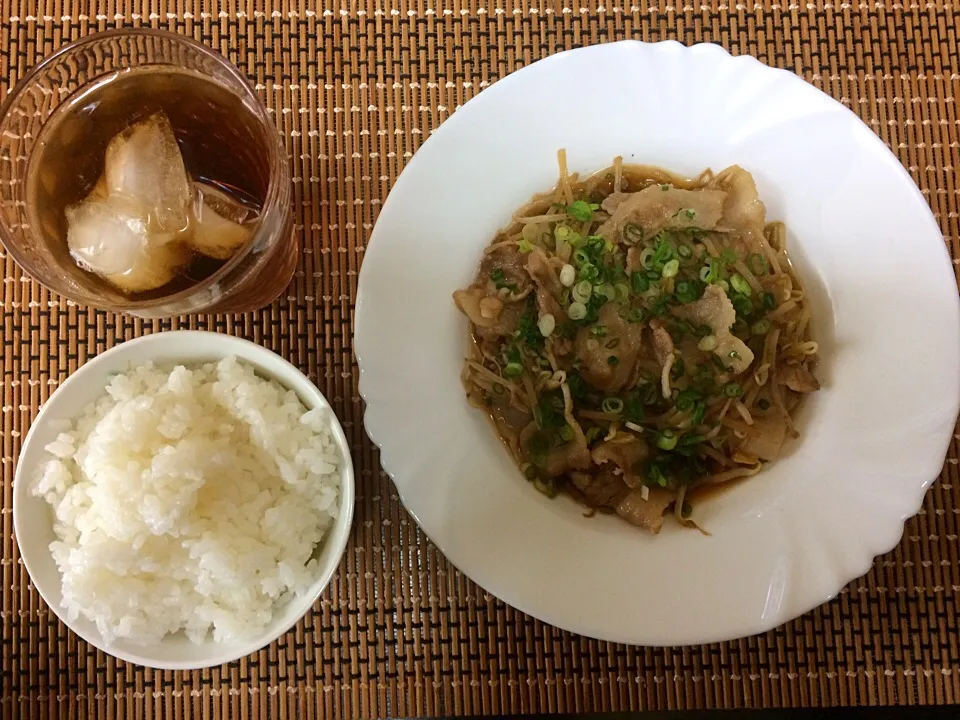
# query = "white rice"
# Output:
<box><xmin>31</xmin><ymin>356</ymin><xmax>341</xmax><ymax>646</ymax></box>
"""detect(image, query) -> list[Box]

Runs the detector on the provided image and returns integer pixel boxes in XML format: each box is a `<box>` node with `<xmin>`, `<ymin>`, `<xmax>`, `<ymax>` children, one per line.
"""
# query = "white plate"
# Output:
<box><xmin>13</xmin><ymin>332</ymin><xmax>355</xmax><ymax>668</ymax></box>
<box><xmin>354</xmin><ymin>41</ymin><xmax>960</xmax><ymax>646</ymax></box>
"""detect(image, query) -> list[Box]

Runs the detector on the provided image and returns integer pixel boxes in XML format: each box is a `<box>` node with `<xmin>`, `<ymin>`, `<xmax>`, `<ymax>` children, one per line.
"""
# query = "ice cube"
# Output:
<box><xmin>104</xmin><ymin>112</ymin><xmax>192</xmax><ymax>232</ymax></box>
<box><xmin>185</xmin><ymin>182</ymin><xmax>256</xmax><ymax>260</ymax></box>
<box><xmin>66</xmin><ymin>197</ymin><xmax>186</xmax><ymax>294</ymax></box>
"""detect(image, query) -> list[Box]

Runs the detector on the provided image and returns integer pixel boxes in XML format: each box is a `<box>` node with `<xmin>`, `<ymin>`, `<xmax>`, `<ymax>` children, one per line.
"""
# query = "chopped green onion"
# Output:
<box><xmin>653</xmin><ymin>239</ymin><xmax>676</xmax><ymax>265</ymax></box>
<box><xmin>524</xmin><ymin>465</ymin><xmax>539</xmax><ymax>480</ymax></box>
<box><xmin>730</xmin><ymin>273</ymin><xmax>752</xmax><ymax>296</ymax></box>
<box><xmin>601</xmin><ymin>397</ymin><xmax>624</xmax><ymax>414</ymax></box>
<box><xmin>723</xmin><ymin>382</ymin><xmax>744</xmax><ymax>398</ymax></box>
<box><xmin>747</xmin><ymin>253</ymin><xmax>767</xmax><ymax>275</ymax></box>
<box><xmin>675</xmin><ymin>280</ymin><xmax>698</xmax><ymax>303</ymax></box>
<box><xmin>579</xmin><ymin>263</ymin><xmax>599</xmax><ymax>281</ymax></box>
<box><xmin>662</xmin><ymin>259</ymin><xmax>680</xmax><ymax>278</ymax></box>
<box><xmin>732</xmin><ymin>295</ymin><xmax>753</xmax><ymax>318</ymax></box>
<box><xmin>623</xmin><ymin>307</ymin><xmax>645</xmax><ymax>324</ymax></box>
<box><xmin>607</xmin><ymin>355</ymin><xmax>620</xmax><ymax>366</ymax></box>
<box><xmin>585</xmin><ymin>426</ymin><xmax>601</xmax><ymax>443</ymax></box>
<box><xmin>518</xmin><ymin>238</ymin><xmax>533</xmax><ymax>253</ymax></box>
<box><xmin>697</xmin><ymin>335</ymin><xmax>718</xmax><ymax>352</ymax></box>
<box><xmin>596</xmin><ymin>283</ymin><xmax>616</xmax><ymax>301</ymax></box>
<box><xmin>615</xmin><ymin>282</ymin><xmax>631</xmax><ymax>302</ymax></box>
<box><xmin>721</xmin><ymin>248</ymin><xmax>738</xmax><ymax>264</ymax></box>
<box><xmin>559</xmin><ymin>263</ymin><xmax>576</xmax><ymax>287</ymax></box>
<box><xmin>660</xmin><ymin>184</ymin><xmax>670</xmax><ymax>192</ymax></box>
<box><xmin>591</xmin><ymin>325</ymin><xmax>608</xmax><ymax>337</ymax></box>
<box><xmin>572</xmin><ymin>280</ymin><xmax>593</xmax><ymax>304</ymax></box>
<box><xmin>675</xmin><ymin>393</ymin><xmax>695</xmax><ymax>412</ymax></box>
<box><xmin>656</xmin><ymin>429</ymin><xmax>678</xmax><ymax>451</ymax></box>
<box><xmin>757</xmin><ymin>398</ymin><xmax>771</xmax><ymax>410</ymax></box>
<box><xmin>717</xmin><ymin>279</ymin><xmax>730</xmax><ymax>292</ymax></box>
<box><xmin>678</xmin><ymin>244</ymin><xmax>693</xmax><ymax>259</ymax></box>
<box><xmin>573</xmin><ymin>249</ymin><xmax>591</xmax><ymax>266</ymax></box>
<box><xmin>691</xmin><ymin>402</ymin><xmax>706</xmax><ymax>426</ymax></box>
<box><xmin>534</xmin><ymin>477</ymin><xmax>558</xmax><ymax>498</ymax></box>
<box><xmin>623</xmin><ymin>223</ymin><xmax>644</xmax><ymax>245</ymax></box>
<box><xmin>567</xmin><ymin>302</ymin><xmax>587</xmax><ymax>321</ymax></box>
<box><xmin>698</xmin><ymin>265</ymin><xmax>712</xmax><ymax>282</ymax></box>
<box><xmin>683</xmin><ymin>208</ymin><xmax>696</xmax><ymax>220</ymax></box>
<box><xmin>565</xmin><ymin>200</ymin><xmax>595</xmax><ymax>222</ymax></box>
<box><xmin>751</xmin><ymin>319</ymin><xmax>771</xmax><ymax>335</ymax></box>
<box><xmin>504</xmin><ymin>362</ymin><xmax>523</xmax><ymax>378</ymax></box>
<box><xmin>639</xmin><ymin>247</ymin><xmax>656</xmax><ymax>269</ymax></box>
<box><xmin>672</xmin><ymin>357</ymin><xmax>685</xmax><ymax>377</ymax></box>
<box><xmin>538</xmin><ymin>313</ymin><xmax>556</xmax><ymax>337</ymax></box>
<box><xmin>631</xmin><ymin>272</ymin><xmax>650</xmax><ymax>294</ymax></box>
<box><xmin>555</xmin><ymin>225</ymin><xmax>575</xmax><ymax>242</ymax></box>
<box><xmin>559</xmin><ymin>425</ymin><xmax>575</xmax><ymax>442</ymax></box>
<box><xmin>761</xmin><ymin>291</ymin><xmax>777</xmax><ymax>310</ymax></box>
<box><xmin>648</xmin><ymin>464</ymin><xmax>668</xmax><ymax>487</ymax></box>
<box><xmin>532</xmin><ymin>406</ymin><xmax>545</xmax><ymax>429</ymax></box>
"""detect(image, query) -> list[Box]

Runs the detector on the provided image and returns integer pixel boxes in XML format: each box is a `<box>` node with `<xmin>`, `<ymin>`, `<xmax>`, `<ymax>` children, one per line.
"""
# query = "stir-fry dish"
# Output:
<box><xmin>454</xmin><ymin>153</ymin><xmax>820</xmax><ymax>533</ymax></box>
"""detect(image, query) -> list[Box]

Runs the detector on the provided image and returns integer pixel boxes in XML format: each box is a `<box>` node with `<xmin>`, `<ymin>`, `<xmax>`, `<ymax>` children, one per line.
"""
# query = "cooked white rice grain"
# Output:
<box><xmin>32</xmin><ymin>356</ymin><xmax>341</xmax><ymax>646</ymax></box>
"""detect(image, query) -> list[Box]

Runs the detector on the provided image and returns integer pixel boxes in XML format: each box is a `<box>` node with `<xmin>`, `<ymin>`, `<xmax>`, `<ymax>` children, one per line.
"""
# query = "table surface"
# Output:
<box><xmin>3</xmin><ymin>2</ymin><xmax>960</xmax><ymax>719</ymax></box>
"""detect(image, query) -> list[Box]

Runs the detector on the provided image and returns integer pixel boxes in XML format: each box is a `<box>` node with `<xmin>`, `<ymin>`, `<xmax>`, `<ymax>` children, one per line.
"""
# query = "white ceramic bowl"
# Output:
<box><xmin>13</xmin><ymin>331</ymin><xmax>355</xmax><ymax>669</ymax></box>
<box><xmin>355</xmin><ymin>41</ymin><xmax>960</xmax><ymax>646</ymax></box>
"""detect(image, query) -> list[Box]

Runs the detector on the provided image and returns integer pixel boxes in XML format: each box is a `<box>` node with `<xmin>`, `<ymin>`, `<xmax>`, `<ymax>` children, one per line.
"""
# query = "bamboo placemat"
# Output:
<box><xmin>2</xmin><ymin>2</ymin><xmax>960</xmax><ymax>718</ymax></box>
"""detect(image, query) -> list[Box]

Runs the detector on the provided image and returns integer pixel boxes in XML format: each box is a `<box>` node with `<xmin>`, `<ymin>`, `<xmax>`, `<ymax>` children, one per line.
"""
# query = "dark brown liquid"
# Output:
<box><xmin>26</xmin><ymin>67</ymin><xmax>273</xmax><ymax>300</ymax></box>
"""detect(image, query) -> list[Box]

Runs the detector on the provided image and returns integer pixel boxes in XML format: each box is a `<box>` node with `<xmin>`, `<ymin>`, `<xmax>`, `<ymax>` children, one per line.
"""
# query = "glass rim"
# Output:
<box><xmin>0</xmin><ymin>27</ymin><xmax>290</xmax><ymax>312</ymax></box>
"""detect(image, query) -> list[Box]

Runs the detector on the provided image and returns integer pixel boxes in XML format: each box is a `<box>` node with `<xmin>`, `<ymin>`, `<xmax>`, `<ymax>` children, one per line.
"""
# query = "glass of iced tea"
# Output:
<box><xmin>0</xmin><ymin>29</ymin><xmax>296</xmax><ymax>317</ymax></box>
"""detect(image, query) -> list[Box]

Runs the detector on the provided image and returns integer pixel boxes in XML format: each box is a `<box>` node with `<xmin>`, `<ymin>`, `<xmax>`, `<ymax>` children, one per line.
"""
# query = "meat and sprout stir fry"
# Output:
<box><xmin>453</xmin><ymin>152</ymin><xmax>820</xmax><ymax>533</ymax></box>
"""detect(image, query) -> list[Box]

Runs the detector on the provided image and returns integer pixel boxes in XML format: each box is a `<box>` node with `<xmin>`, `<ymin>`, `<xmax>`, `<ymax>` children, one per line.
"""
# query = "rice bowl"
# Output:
<box><xmin>13</xmin><ymin>331</ymin><xmax>355</xmax><ymax>669</ymax></box>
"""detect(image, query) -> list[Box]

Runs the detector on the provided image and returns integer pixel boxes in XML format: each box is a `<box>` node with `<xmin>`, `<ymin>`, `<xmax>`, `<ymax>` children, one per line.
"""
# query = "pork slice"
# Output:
<box><xmin>595</xmin><ymin>185</ymin><xmax>726</xmax><ymax>244</ymax></box>
<box><xmin>616</xmin><ymin>487</ymin><xmax>675</xmax><ymax>533</ymax></box>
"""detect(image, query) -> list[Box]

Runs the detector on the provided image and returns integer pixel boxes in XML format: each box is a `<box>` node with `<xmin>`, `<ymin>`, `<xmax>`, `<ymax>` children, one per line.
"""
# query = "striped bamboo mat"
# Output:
<box><xmin>3</xmin><ymin>2</ymin><xmax>960</xmax><ymax>718</ymax></box>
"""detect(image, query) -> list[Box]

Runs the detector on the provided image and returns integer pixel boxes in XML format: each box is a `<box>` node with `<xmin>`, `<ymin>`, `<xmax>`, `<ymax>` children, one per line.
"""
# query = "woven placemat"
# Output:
<box><xmin>3</xmin><ymin>2</ymin><xmax>959</xmax><ymax>718</ymax></box>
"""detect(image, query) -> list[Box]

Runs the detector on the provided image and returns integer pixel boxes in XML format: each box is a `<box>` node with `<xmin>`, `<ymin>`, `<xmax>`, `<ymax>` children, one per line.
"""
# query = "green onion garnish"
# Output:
<box><xmin>751</xmin><ymin>319</ymin><xmax>771</xmax><ymax>335</ymax></box>
<box><xmin>572</xmin><ymin>280</ymin><xmax>593</xmax><ymax>304</ymax></box>
<box><xmin>678</xmin><ymin>244</ymin><xmax>693</xmax><ymax>259</ymax></box>
<box><xmin>567</xmin><ymin>302</ymin><xmax>587</xmax><ymax>321</ymax></box>
<box><xmin>757</xmin><ymin>398</ymin><xmax>771</xmax><ymax>411</ymax></box>
<box><xmin>565</xmin><ymin>200</ymin><xmax>596</xmax><ymax>222</ymax></box>
<box><xmin>559</xmin><ymin>425</ymin><xmax>574</xmax><ymax>442</ymax></box>
<box><xmin>601</xmin><ymin>397</ymin><xmax>624</xmax><ymax>414</ymax></box>
<box><xmin>607</xmin><ymin>355</ymin><xmax>620</xmax><ymax>366</ymax></box>
<box><xmin>524</xmin><ymin>465</ymin><xmax>539</xmax><ymax>480</ymax></box>
<box><xmin>631</xmin><ymin>272</ymin><xmax>650</xmax><ymax>294</ymax></box>
<box><xmin>675</xmin><ymin>280</ymin><xmax>698</xmax><ymax>303</ymax></box>
<box><xmin>732</xmin><ymin>295</ymin><xmax>753</xmax><ymax>318</ymax></box>
<box><xmin>723</xmin><ymin>382</ymin><xmax>744</xmax><ymax>398</ymax></box>
<box><xmin>721</xmin><ymin>248</ymin><xmax>737</xmax><ymax>264</ymax></box>
<box><xmin>623</xmin><ymin>223</ymin><xmax>644</xmax><ymax>245</ymax></box>
<box><xmin>747</xmin><ymin>253</ymin><xmax>767</xmax><ymax>275</ymax></box>
<box><xmin>639</xmin><ymin>247</ymin><xmax>656</xmax><ymax>269</ymax></box>
<box><xmin>730</xmin><ymin>273</ymin><xmax>752</xmax><ymax>296</ymax></box>
<box><xmin>504</xmin><ymin>362</ymin><xmax>523</xmax><ymax>378</ymax></box>
<box><xmin>662</xmin><ymin>259</ymin><xmax>680</xmax><ymax>278</ymax></box>
<box><xmin>761</xmin><ymin>291</ymin><xmax>777</xmax><ymax>310</ymax></box>
<box><xmin>656</xmin><ymin>429</ymin><xmax>678</xmax><ymax>451</ymax></box>
<box><xmin>591</xmin><ymin>325</ymin><xmax>608</xmax><ymax>337</ymax></box>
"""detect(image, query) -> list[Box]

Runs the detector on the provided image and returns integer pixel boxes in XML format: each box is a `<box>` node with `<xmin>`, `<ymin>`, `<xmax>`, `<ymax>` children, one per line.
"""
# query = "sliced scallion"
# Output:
<box><xmin>601</xmin><ymin>397</ymin><xmax>624</xmax><ymax>414</ymax></box>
